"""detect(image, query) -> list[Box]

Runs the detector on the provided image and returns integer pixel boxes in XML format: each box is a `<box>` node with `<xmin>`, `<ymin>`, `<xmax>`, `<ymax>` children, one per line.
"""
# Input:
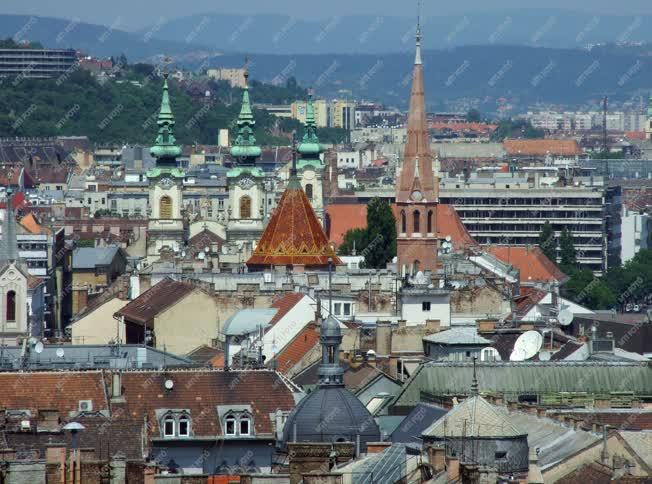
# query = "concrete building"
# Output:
<box><xmin>0</xmin><ymin>48</ymin><xmax>77</xmax><ymax>78</ymax></box>
<box><xmin>621</xmin><ymin>206</ymin><xmax>651</xmax><ymax>263</ymax></box>
<box><xmin>291</xmin><ymin>98</ymin><xmax>330</xmax><ymax>127</ymax></box>
<box><xmin>331</xmin><ymin>100</ymin><xmax>356</xmax><ymax>130</ymax></box>
<box><xmin>206</xmin><ymin>67</ymin><xmax>247</xmax><ymax>88</ymax></box>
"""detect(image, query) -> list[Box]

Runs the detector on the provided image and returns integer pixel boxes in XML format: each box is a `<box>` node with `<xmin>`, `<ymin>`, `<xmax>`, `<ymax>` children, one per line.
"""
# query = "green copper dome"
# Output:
<box><xmin>297</xmin><ymin>92</ymin><xmax>324</xmax><ymax>170</ymax></box>
<box><xmin>231</xmin><ymin>70</ymin><xmax>262</xmax><ymax>161</ymax></box>
<box><xmin>150</xmin><ymin>74</ymin><xmax>183</xmax><ymax>163</ymax></box>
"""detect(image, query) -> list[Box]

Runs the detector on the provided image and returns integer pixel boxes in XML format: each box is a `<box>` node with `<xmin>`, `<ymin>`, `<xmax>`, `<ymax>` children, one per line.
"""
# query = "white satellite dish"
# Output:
<box><xmin>539</xmin><ymin>350</ymin><xmax>552</xmax><ymax>361</ymax></box>
<box><xmin>34</xmin><ymin>341</ymin><xmax>44</xmax><ymax>354</ymax></box>
<box><xmin>510</xmin><ymin>331</ymin><xmax>543</xmax><ymax>361</ymax></box>
<box><xmin>445</xmin><ymin>235</ymin><xmax>452</xmax><ymax>242</ymax></box>
<box><xmin>558</xmin><ymin>309</ymin><xmax>573</xmax><ymax>326</ymax></box>
<box><xmin>480</xmin><ymin>347</ymin><xmax>501</xmax><ymax>362</ymax></box>
<box><xmin>56</xmin><ymin>348</ymin><xmax>65</xmax><ymax>358</ymax></box>
<box><xmin>164</xmin><ymin>379</ymin><xmax>174</xmax><ymax>390</ymax></box>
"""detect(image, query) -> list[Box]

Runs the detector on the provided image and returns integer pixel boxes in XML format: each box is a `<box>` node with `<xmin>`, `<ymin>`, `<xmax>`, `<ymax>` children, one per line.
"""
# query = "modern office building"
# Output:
<box><xmin>0</xmin><ymin>48</ymin><xmax>77</xmax><ymax>79</ymax></box>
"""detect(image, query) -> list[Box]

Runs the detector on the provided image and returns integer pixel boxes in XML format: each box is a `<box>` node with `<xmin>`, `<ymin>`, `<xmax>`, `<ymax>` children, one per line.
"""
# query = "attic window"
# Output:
<box><xmin>225</xmin><ymin>416</ymin><xmax>236</xmax><ymax>436</ymax></box>
<box><xmin>163</xmin><ymin>416</ymin><xmax>175</xmax><ymax>437</ymax></box>
<box><xmin>178</xmin><ymin>416</ymin><xmax>190</xmax><ymax>437</ymax></box>
<box><xmin>495</xmin><ymin>451</ymin><xmax>507</xmax><ymax>460</ymax></box>
<box><xmin>240</xmin><ymin>417</ymin><xmax>250</xmax><ymax>436</ymax></box>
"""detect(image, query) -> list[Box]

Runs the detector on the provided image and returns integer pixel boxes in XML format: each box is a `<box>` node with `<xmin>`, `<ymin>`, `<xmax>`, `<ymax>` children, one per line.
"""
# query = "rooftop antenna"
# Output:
<box><xmin>415</xmin><ymin>0</ymin><xmax>423</xmax><ymax>66</ymax></box>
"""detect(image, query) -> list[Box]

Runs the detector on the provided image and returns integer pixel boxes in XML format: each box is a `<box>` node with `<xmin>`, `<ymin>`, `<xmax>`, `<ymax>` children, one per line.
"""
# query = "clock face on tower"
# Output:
<box><xmin>410</xmin><ymin>190</ymin><xmax>423</xmax><ymax>202</ymax></box>
<box><xmin>159</xmin><ymin>177</ymin><xmax>174</xmax><ymax>189</ymax></box>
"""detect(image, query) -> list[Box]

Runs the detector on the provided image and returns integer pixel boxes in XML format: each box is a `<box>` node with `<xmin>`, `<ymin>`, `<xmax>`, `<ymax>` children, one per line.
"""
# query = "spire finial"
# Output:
<box><xmin>244</xmin><ymin>56</ymin><xmax>250</xmax><ymax>87</ymax></box>
<box><xmin>290</xmin><ymin>132</ymin><xmax>298</xmax><ymax>178</ymax></box>
<box><xmin>328</xmin><ymin>257</ymin><xmax>333</xmax><ymax>316</ymax></box>
<box><xmin>415</xmin><ymin>0</ymin><xmax>423</xmax><ymax>65</ymax></box>
<box><xmin>471</xmin><ymin>357</ymin><xmax>479</xmax><ymax>396</ymax></box>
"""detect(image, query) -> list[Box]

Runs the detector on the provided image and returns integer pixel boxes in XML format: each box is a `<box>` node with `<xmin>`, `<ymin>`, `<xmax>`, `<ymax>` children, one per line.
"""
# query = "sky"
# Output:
<box><xmin>3</xmin><ymin>0</ymin><xmax>652</xmax><ymax>31</ymax></box>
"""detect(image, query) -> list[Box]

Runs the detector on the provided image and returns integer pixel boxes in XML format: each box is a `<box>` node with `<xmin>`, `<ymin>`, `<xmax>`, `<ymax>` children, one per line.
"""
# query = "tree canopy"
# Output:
<box><xmin>538</xmin><ymin>220</ymin><xmax>557</xmax><ymax>263</ymax></box>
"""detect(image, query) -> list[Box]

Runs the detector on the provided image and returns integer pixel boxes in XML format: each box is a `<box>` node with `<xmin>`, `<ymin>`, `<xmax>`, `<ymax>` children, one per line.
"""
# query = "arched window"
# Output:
<box><xmin>239</xmin><ymin>196</ymin><xmax>252</xmax><ymax>219</ymax></box>
<box><xmin>305</xmin><ymin>183</ymin><xmax>313</xmax><ymax>200</ymax></box>
<box><xmin>401</xmin><ymin>211</ymin><xmax>406</xmax><ymax>233</ymax></box>
<box><xmin>6</xmin><ymin>291</ymin><xmax>16</xmax><ymax>322</ymax></box>
<box><xmin>427</xmin><ymin>210</ymin><xmax>433</xmax><ymax>233</ymax></box>
<box><xmin>413</xmin><ymin>210</ymin><xmax>420</xmax><ymax>233</ymax></box>
<box><xmin>239</xmin><ymin>415</ymin><xmax>251</xmax><ymax>436</ymax></box>
<box><xmin>163</xmin><ymin>415</ymin><xmax>175</xmax><ymax>437</ymax></box>
<box><xmin>178</xmin><ymin>416</ymin><xmax>190</xmax><ymax>437</ymax></box>
<box><xmin>159</xmin><ymin>196</ymin><xmax>172</xmax><ymax>219</ymax></box>
<box><xmin>225</xmin><ymin>416</ymin><xmax>237</xmax><ymax>436</ymax></box>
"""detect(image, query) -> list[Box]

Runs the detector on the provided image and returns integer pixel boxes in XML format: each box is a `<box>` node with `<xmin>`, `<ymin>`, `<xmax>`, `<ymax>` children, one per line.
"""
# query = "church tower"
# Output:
<box><xmin>226</xmin><ymin>63</ymin><xmax>265</xmax><ymax>246</ymax></box>
<box><xmin>146</xmin><ymin>74</ymin><xmax>186</xmax><ymax>261</ymax></box>
<box><xmin>396</xmin><ymin>16</ymin><xmax>439</xmax><ymax>276</ymax></box>
<box><xmin>297</xmin><ymin>91</ymin><xmax>325</xmax><ymax>222</ymax></box>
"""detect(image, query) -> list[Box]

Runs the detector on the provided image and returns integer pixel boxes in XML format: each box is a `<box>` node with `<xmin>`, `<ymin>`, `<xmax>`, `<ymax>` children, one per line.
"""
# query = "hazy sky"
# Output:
<box><xmin>3</xmin><ymin>0</ymin><xmax>652</xmax><ymax>30</ymax></box>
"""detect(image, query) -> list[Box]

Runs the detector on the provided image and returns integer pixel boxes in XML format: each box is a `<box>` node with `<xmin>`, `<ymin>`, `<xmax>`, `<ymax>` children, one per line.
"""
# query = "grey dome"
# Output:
<box><xmin>282</xmin><ymin>387</ymin><xmax>381</xmax><ymax>449</ymax></box>
<box><xmin>321</xmin><ymin>315</ymin><xmax>341</xmax><ymax>338</ymax></box>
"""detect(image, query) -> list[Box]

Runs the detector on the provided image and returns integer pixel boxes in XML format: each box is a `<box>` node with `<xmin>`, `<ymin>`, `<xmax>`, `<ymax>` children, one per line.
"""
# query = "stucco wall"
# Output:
<box><xmin>71</xmin><ymin>297</ymin><xmax>128</xmax><ymax>345</ymax></box>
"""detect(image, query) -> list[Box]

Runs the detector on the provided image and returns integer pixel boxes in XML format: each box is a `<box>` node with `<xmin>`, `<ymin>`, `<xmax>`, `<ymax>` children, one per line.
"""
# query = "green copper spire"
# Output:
<box><xmin>231</xmin><ymin>66</ymin><xmax>262</xmax><ymax>161</ymax></box>
<box><xmin>150</xmin><ymin>74</ymin><xmax>182</xmax><ymax>165</ymax></box>
<box><xmin>297</xmin><ymin>90</ymin><xmax>324</xmax><ymax>170</ymax></box>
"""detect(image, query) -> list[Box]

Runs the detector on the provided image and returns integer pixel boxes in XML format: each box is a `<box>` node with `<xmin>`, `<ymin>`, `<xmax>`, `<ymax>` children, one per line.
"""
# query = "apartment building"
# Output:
<box><xmin>439</xmin><ymin>168</ymin><xmax>620</xmax><ymax>274</ymax></box>
<box><xmin>0</xmin><ymin>48</ymin><xmax>77</xmax><ymax>78</ymax></box>
<box><xmin>206</xmin><ymin>67</ymin><xmax>247</xmax><ymax>88</ymax></box>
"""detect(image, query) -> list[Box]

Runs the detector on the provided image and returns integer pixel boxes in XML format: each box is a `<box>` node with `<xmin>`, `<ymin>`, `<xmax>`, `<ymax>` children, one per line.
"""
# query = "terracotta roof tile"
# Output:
<box><xmin>486</xmin><ymin>246</ymin><xmax>568</xmax><ymax>283</ymax></box>
<box><xmin>118</xmin><ymin>370</ymin><xmax>296</xmax><ymax>437</ymax></box>
<box><xmin>19</xmin><ymin>213</ymin><xmax>48</xmax><ymax>235</ymax></box>
<box><xmin>273</xmin><ymin>324</ymin><xmax>320</xmax><ymax>374</ymax></box>
<box><xmin>188</xmin><ymin>228</ymin><xmax>225</xmax><ymax>251</ymax></box>
<box><xmin>513</xmin><ymin>288</ymin><xmax>548</xmax><ymax>318</ymax></box>
<box><xmin>269</xmin><ymin>293</ymin><xmax>306</xmax><ymax>326</ymax></box>
<box><xmin>503</xmin><ymin>139</ymin><xmax>582</xmax><ymax>157</ymax></box>
<box><xmin>247</xmin><ymin>182</ymin><xmax>341</xmax><ymax>269</ymax></box>
<box><xmin>114</xmin><ymin>278</ymin><xmax>196</xmax><ymax>325</ymax></box>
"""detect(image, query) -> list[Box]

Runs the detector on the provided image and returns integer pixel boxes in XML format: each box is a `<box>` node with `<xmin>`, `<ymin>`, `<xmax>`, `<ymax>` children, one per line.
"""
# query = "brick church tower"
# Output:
<box><xmin>396</xmin><ymin>18</ymin><xmax>439</xmax><ymax>276</ymax></box>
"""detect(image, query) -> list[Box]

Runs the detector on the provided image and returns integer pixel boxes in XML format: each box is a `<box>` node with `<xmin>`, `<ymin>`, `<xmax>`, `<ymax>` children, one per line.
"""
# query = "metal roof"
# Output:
<box><xmin>348</xmin><ymin>443</ymin><xmax>408</xmax><ymax>484</ymax></box>
<box><xmin>222</xmin><ymin>309</ymin><xmax>277</xmax><ymax>336</ymax></box>
<box><xmin>392</xmin><ymin>361</ymin><xmax>652</xmax><ymax>408</ymax></box>
<box><xmin>422</xmin><ymin>395</ymin><xmax>524</xmax><ymax>438</ymax></box>
<box><xmin>422</xmin><ymin>326</ymin><xmax>493</xmax><ymax>345</ymax></box>
<box><xmin>72</xmin><ymin>246</ymin><xmax>122</xmax><ymax>269</ymax></box>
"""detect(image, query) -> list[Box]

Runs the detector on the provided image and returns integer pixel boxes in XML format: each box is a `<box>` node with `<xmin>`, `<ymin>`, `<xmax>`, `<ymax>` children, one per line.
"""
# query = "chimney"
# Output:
<box><xmin>425</xmin><ymin>319</ymin><xmax>441</xmax><ymax>333</ymax></box>
<box><xmin>446</xmin><ymin>456</ymin><xmax>460</xmax><ymax>481</ymax></box>
<box><xmin>527</xmin><ymin>447</ymin><xmax>545</xmax><ymax>484</ymax></box>
<box><xmin>427</xmin><ymin>446</ymin><xmax>446</xmax><ymax>472</ymax></box>
<box><xmin>111</xmin><ymin>372</ymin><xmax>124</xmax><ymax>401</ymax></box>
<box><xmin>375</xmin><ymin>321</ymin><xmax>392</xmax><ymax>357</ymax></box>
<box><xmin>601</xmin><ymin>426</ymin><xmax>610</xmax><ymax>465</ymax></box>
<box><xmin>477</xmin><ymin>319</ymin><xmax>497</xmax><ymax>333</ymax></box>
<box><xmin>366</xmin><ymin>442</ymin><xmax>391</xmax><ymax>454</ymax></box>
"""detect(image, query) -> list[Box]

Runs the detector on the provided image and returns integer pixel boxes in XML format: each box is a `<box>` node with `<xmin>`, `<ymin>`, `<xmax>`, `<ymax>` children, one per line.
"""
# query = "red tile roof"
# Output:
<box><xmin>513</xmin><ymin>288</ymin><xmax>548</xmax><ymax>318</ymax></box>
<box><xmin>188</xmin><ymin>228</ymin><xmax>225</xmax><ymax>251</ymax></box>
<box><xmin>503</xmin><ymin>139</ymin><xmax>582</xmax><ymax>157</ymax></box>
<box><xmin>114</xmin><ymin>278</ymin><xmax>196</xmax><ymax>325</ymax></box>
<box><xmin>118</xmin><ymin>370</ymin><xmax>296</xmax><ymax>438</ymax></box>
<box><xmin>19</xmin><ymin>213</ymin><xmax>49</xmax><ymax>235</ymax></box>
<box><xmin>273</xmin><ymin>324</ymin><xmax>320</xmax><ymax>374</ymax></box>
<box><xmin>247</xmin><ymin>182</ymin><xmax>341</xmax><ymax>269</ymax></box>
<box><xmin>0</xmin><ymin>371</ymin><xmax>108</xmax><ymax>415</ymax></box>
<box><xmin>487</xmin><ymin>246</ymin><xmax>568</xmax><ymax>283</ymax></box>
<box><xmin>325</xmin><ymin>202</ymin><xmax>477</xmax><ymax>251</ymax></box>
<box><xmin>269</xmin><ymin>293</ymin><xmax>306</xmax><ymax>326</ymax></box>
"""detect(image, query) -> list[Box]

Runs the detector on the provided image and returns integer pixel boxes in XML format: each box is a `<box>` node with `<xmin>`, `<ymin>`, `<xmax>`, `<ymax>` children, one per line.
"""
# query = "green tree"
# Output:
<box><xmin>338</xmin><ymin>228</ymin><xmax>368</xmax><ymax>257</ymax></box>
<box><xmin>559</xmin><ymin>228</ymin><xmax>577</xmax><ymax>273</ymax></box>
<box><xmin>562</xmin><ymin>269</ymin><xmax>616</xmax><ymax>310</ymax></box>
<box><xmin>538</xmin><ymin>221</ymin><xmax>556</xmax><ymax>263</ymax></box>
<box><xmin>466</xmin><ymin>108</ymin><xmax>482</xmax><ymax>123</ymax></box>
<box><xmin>364</xmin><ymin>198</ymin><xmax>397</xmax><ymax>269</ymax></box>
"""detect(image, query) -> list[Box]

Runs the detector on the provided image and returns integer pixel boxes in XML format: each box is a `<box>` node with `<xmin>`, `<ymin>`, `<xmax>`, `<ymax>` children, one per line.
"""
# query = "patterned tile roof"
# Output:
<box><xmin>247</xmin><ymin>182</ymin><xmax>341</xmax><ymax>269</ymax></box>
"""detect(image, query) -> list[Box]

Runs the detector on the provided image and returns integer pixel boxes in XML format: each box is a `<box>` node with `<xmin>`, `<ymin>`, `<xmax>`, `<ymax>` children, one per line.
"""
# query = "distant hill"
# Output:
<box><xmin>178</xmin><ymin>44</ymin><xmax>652</xmax><ymax>110</ymax></box>
<box><xmin>0</xmin><ymin>14</ymin><xmax>216</xmax><ymax>60</ymax></box>
<box><xmin>148</xmin><ymin>11</ymin><xmax>652</xmax><ymax>54</ymax></box>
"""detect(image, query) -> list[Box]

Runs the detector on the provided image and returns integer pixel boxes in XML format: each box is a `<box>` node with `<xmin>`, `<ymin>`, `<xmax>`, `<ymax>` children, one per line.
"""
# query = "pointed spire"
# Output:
<box><xmin>297</xmin><ymin>88</ymin><xmax>324</xmax><ymax>170</ymax></box>
<box><xmin>150</xmin><ymin>73</ymin><xmax>182</xmax><ymax>164</ymax></box>
<box><xmin>1</xmin><ymin>189</ymin><xmax>19</xmax><ymax>264</ymax></box>
<box><xmin>231</xmin><ymin>57</ymin><xmax>262</xmax><ymax>162</ymax></box>
<box><xmin>288</xmin><ymin>132</ymin><xmax>301</xmax><ymax>188</ymax></box>
<box><xmin>415</xmin><ymin>0</ymin><xmax>423</xmax><ymax>65</ymax></box>
<box><xmin>471</xmin><ymin>357</ymin><xmax>479</xmax><ymax>396</ymax></box>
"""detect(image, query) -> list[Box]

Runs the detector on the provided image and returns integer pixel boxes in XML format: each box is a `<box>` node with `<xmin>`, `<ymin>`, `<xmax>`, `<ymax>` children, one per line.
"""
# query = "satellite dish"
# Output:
<box><xmin>56</xmin><ymin>348</ymin><xmax>65</xmax><ymax>358</ymax></box>
<box><xmin>558</xmin><ymin>309</ymin><xmax>573</xmax><ymax>326</ymax></box>
<box><xmin>164</xmin><ymin>379</ymin><xmax>174</xmax><ymax>390</ymax></box>
<box><xmin>510</xmin><ymin>331</ymin><xmax>543</xmax><ymax>361</ymax></box>
<box><xmin>34</xmin><ymin>341</ymin><xmax>44</xmax><ymax>354</ymax></box>
<box><xmin>445</xmin><ymin>235</ymin><xmax>452</xmax><ymax>242</ymax></box>
<box><xmin>205</xmin><ymin>246</ymin><xmax>210</xmax><ymax>253</ymax></box>
<box><xmin>480</xmin><ymin>347</ymin><xmax>501</xmax><ymax>362</ymax></box>
<box><xmin>539</xmin><ymin>350</ymin><xmax>552</xmax><ymax>361</ymax></box>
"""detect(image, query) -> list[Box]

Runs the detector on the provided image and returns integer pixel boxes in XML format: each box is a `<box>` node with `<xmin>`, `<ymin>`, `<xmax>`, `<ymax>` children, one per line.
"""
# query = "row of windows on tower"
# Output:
<box><xmin>400</xmin><ymin>210</ymin><xmax>434</xmax><ymax>234</ymax></box>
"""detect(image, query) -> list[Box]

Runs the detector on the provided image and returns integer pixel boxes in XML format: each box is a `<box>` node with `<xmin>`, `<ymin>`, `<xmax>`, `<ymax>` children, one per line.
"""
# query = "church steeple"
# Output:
<box><xmin>297</xmin><ymin>90</ymin><xmax>323</xmax><ymax>170</ymax></box>
<box><xmin>231</xmin><ymin>61</ymin><xmax>262</xmax><ymax>162</ymax></box>
<box><xmin>395</xmin><ymin>6</ymin><xmax>439</xmax><ymax>276</ymax></box>
<box><xmin>0</xmin><ymin>188</ymin><xmax>18</xmax><ymax>264</ymax></box>
<box><xmin>150</xmin><ymin>73</ymin><xmax>182</xmax><ymax>167</ymax></box>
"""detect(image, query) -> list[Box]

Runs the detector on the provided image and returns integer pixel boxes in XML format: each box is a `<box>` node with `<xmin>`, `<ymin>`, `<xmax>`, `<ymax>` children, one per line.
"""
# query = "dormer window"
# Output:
<box><xmin>161</xmin><ymin>412</ymin><xmax>191</xmax><ymax>439</ymax></box>
<box><xmin>223</xmin><ymin>412</ymin><xmax>254</xmax><ymax>437</ymax></box>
